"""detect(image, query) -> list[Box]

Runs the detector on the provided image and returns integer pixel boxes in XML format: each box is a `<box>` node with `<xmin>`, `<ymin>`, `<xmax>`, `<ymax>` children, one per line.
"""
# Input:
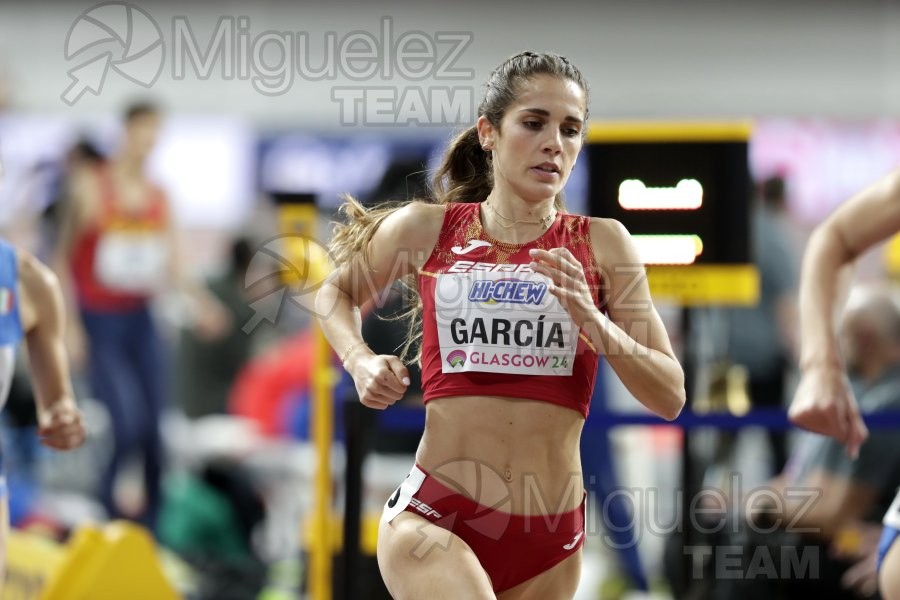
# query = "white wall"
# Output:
<box><xmin>2</xmin><ymin>0</ymin><xmax>900</xmax><ymax>128</ymax></box>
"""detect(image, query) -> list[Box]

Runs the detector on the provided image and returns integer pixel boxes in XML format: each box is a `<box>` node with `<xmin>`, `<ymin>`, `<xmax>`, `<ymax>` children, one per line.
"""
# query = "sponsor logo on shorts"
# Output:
<box><xmin>409</xmin><ymin>497</ymin><xmax>443</xmax><ymax>519</ymax></box>
<box><xmin>563</xmin><ymin>531</ymin><xmax>584</xmax><ymax>551</ymax></box>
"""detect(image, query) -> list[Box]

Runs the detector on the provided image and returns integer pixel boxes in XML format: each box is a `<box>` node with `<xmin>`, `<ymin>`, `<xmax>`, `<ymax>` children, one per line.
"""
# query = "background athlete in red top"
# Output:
<box><xmin>53</xmin><ymin>102</ymin><xmax>228</xmax><ymax>533</ymax></box>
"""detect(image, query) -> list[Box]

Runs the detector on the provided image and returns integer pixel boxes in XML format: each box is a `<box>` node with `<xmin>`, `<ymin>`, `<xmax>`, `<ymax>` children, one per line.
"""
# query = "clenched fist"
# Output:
<box><xmin>38</xmin><ymin>398</ymin><xmax>87</xmax><ymax>451</ymax></box>
<box><xmin>348</xmin><ymin>353</ymin><xmax>411</xmax><ymax>410</ymax></box>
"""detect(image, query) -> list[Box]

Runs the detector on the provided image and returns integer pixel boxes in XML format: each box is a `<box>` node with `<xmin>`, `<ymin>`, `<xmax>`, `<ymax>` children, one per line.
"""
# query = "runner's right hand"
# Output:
<box><xmin>349</xmin><ymin>354</ymin><xmax>410</xmax><ymax>410</ymax></box>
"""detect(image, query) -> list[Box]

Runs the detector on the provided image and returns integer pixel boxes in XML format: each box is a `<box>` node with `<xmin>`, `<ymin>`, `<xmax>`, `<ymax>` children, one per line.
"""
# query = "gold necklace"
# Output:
<box><xmin>484</xmin><ymin>200</ymin><xmax>556</xmax><ymax>230</ymax></box>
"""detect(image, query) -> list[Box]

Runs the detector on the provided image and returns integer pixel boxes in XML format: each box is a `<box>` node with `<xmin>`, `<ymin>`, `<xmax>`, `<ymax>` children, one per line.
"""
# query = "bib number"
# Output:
<box><xmin>94</xmin><ymin>231</ymin><xmax>169</xmax><ymax>294</ymax></box>
<box><xmin>435</xmin><ymin>271</ymin><xmax>577</xmax><ymax>376</ymax></box>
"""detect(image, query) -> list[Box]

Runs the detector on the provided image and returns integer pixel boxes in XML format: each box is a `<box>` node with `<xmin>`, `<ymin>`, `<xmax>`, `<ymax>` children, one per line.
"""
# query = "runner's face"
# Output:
<box><xmin>125</xmin><ymin>112</ymin><xmax>161</xmax><ymax>160</ymax></box>
<box><xmin>486</xmin><ymin>74</ymin><xmax>586</xmax><ymax>203</ymax></box>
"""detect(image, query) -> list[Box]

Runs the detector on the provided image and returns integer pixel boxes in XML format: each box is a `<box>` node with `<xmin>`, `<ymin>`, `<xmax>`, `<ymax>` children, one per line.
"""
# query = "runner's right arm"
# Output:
<box><xmin>315</xmin><ymin>202</ymin><xmax>444</xmax><ymax>410</ymax></box>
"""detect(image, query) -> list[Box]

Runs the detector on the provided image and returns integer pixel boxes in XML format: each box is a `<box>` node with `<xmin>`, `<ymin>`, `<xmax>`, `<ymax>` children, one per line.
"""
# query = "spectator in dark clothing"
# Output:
<box><xmin>726</xmin><ymin>176</ymin><xmax>799</xmax><ymax>475</ymax></box>
<box><xmin>693</xmin><ymin>287</ymin><xmax>900</xmax><ymax>600</ymax></box>
<box><xmin>177</xmin><ymin>237</ymin><xmax>258</xmax><ymax>419</ymax></box>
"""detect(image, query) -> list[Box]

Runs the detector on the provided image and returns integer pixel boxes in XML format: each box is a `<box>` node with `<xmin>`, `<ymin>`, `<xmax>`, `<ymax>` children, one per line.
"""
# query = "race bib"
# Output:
<box><xmin>382</xmin><ymin>464</ymin><xmax>427</xmax><ymax>524</ymax></box>
<box><xmin>94</xmin><ymin>231</ymin><xmax>169</xmax><ymax>294</ymax></box>
<box><xmin>435</xmin><ymin>271</ymin><xmax>577</xmax><ymax>376</ymax></box>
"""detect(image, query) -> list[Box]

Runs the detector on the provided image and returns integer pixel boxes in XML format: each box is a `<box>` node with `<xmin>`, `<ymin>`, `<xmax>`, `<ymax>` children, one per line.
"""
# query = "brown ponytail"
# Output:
<box><xmin>431</xmin><ymin>125</ymin><xmax>493</xmax><ymax>206</ymax></box>
<box><xmin>328</xmin><ymin>194</ymin><xmax>403</xmax><ymax>268</ymax></box>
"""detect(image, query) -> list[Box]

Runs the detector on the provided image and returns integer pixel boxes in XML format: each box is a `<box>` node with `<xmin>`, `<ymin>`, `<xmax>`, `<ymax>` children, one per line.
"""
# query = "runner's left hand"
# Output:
<box><xmin>529</xmin><ymin>247</ymin><xmax>598</xmax><ymax>328</ymax></box>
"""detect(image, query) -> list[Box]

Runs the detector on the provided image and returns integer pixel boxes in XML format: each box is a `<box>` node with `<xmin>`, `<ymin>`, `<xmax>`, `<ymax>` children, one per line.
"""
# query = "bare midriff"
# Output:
<box><xmin>414</xmin><ymin>395</ymin><xmax>586</xmax><ymax>516</ymax></box>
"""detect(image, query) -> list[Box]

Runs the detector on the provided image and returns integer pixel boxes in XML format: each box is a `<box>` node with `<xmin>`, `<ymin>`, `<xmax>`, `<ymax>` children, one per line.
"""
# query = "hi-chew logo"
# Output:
<box><xmin>468</xmin><ymin>278</ymin><xmax>547</xmax><ymax>305</ymax></box>
<box><xmin>446</xmin><ymin>350</ymin><xmax>467</xmax><ymax>368</ymax></box>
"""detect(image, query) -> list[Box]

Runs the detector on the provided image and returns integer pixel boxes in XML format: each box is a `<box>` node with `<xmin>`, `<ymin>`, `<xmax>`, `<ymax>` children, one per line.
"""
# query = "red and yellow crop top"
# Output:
<box><xmin>418</xmin><ymin>202</ymin><xmax>605</xmax><ymax>418</ymax></box>
<box><xmin>70</xmin><ymin>166</ymin><xmax>169</xmax><ymax>312</ymax></box>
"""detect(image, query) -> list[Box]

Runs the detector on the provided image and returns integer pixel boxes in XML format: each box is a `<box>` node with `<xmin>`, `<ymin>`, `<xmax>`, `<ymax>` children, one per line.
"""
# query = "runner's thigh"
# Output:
<box><xmin>378</xmin><ymin>511</ymin><xmax>496</xmax><ymax>600</ymax></box>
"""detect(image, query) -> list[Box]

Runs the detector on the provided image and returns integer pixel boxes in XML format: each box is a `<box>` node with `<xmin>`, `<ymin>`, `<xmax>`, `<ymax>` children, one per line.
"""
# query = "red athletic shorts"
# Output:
<box><xmin>382</xmin><ymin>463</ymin><xmax>586</xmax><ymax>593</ymax></box>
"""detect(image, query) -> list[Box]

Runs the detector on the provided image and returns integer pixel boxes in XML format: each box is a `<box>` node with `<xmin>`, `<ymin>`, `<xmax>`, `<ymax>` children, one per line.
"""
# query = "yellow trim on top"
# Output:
<box><xmin>587</xmin><ymin>120</ymin><xmax>753</xmax><ymax>143</ymax></box>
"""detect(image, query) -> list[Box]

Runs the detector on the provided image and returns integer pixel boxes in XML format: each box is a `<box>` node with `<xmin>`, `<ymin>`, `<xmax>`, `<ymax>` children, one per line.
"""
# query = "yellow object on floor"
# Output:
<box><xmin>301</xmin><ymin>511</ymin><xmax>382</xmax><ymax>556</ymax></box>
<box><xmin>4</xmin><ymin>521</ymin><xmax>180</xmax><ymax>600</ymax></box>
<box><xmin>3</xmin><ymin>528</ymin><xmax>65</xmax><ymax>598</ymax></box>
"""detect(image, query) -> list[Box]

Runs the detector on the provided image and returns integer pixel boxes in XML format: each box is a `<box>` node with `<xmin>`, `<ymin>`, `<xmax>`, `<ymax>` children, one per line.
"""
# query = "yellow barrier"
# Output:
<box><xmin>3</xmin><ymin>529</ymin><xmax>64</xmax><ymax>599</ymax></box>
<box><xmin>275</xmin><ymin>201</ymin><xmax>336</xmax><ymax>600</ymax></box>
<box><xmin>302</xmin><ymin>512</ymin><xmax>381</xmax><ymax>557</ymax></box>
<box><xmin>4</xmin><ymin>522</ymin><xmax>180</xmax><ymax>600</ymax></box>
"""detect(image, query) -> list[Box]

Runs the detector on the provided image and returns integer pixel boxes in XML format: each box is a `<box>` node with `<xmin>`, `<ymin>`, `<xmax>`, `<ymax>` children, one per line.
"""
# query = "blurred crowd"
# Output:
<box><xmin>3</xmin><ymin>96</ymin><xmax>900</xmax><ymax>600</ymax></box>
